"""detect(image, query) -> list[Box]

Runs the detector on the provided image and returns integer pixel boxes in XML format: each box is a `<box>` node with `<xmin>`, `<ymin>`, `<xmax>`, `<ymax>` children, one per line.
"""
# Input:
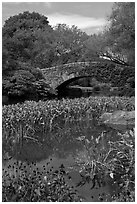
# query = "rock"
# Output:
<box><xmin>100</xmin><ymin>110</ymin><xmax>135</xmax><ymax>131</ymax></box>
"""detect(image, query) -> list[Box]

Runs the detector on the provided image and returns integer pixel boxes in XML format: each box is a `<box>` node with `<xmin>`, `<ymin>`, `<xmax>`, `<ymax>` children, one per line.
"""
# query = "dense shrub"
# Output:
<box><xmin>2</xmin><ymin>62</ymin><xmax>57</xmax><ymax>104</ymax></box>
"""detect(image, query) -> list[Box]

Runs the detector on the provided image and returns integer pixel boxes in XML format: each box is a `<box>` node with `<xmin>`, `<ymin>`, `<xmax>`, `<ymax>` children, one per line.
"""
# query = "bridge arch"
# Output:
<box><xmin>56</xmin><ymin>76</ymin><xmax>94</xmax><ymax>90</ymax></box>
<box><xmin>41</xmin><ymin>60</ymin><xmax>111</xmax><ymax>88</ymax></box>
<box><xmin>41</xmin><ymin>59</ymin><xmax>132</xmax><ymax>91</ymax></box>
<box><xmin>56</xmin><ymin>76</ymin><xmax>99</xmax><ymax>98</ymax></box>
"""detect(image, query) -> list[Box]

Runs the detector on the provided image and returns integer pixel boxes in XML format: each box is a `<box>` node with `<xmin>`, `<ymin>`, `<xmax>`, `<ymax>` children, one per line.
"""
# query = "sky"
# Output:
<box><xmin>2</xmin><ymin>2</ymin><xmax>114</xmax><ymax>35</ymax></box>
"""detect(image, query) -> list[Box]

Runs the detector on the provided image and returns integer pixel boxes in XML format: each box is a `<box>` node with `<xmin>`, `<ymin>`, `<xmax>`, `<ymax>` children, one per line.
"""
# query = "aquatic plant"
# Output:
<box><xmin>74</xmin><ymin>129</ymin><xmax>135</xmax><ymax>201</ymax></box>
<box><xmin>3</xmin><ymin>96</ymin><xmax>135</xmax><ymax>154</ymax></box>
<box><xmin>2</xmin><ymin>162</ymin><xmax>83</xmax><ymax>202</ymax></box>
<box><xmin>2</xmin><ymin>96</ymin><xmax>135</xmax><ymax>201</ymax></box>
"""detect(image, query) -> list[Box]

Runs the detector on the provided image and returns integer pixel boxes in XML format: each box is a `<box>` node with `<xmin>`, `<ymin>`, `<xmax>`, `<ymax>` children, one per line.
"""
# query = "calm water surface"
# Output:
<box><xmin>3</xmin><ymin>123</ymin><xmax>122</xmax><ymax>201</ymax></box>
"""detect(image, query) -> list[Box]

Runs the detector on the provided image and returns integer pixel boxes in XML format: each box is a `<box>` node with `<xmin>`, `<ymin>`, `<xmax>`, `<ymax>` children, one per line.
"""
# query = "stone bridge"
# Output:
<box><xmin>41</xmin><ymin>59</ymin><xmax>116</xmax><ymax>89</ymax></box>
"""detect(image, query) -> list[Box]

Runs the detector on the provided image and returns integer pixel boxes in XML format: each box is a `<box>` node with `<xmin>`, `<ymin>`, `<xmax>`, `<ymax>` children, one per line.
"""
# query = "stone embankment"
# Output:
<box><xmin>100</xmin><ymin>110</ymin><xmax>135</xmax><ymax>131</ymax></box>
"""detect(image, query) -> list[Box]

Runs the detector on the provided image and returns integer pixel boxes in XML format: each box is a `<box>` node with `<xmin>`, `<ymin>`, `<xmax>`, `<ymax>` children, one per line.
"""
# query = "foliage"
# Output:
<box><xmin>2</xmin><ymin>11</ymin><xmax>57</xmax><ymax>103</ymax></box>
<box><xmin>107</xmin><ymin>2</ymin><xmax>135</xmax><ymax>66</ymax></box>
<box><xmin>2</xmin><ymin>96</ymin><xmax>135</xmax><ymax>155</ymax></box>
<box><xmin>2</xmin><ymin>9</ymin><xmax>135</xmax><ymax>102</ymax></box>
<box><xmin>33</xmin><ymin>79</ymin><xmax>57</xmax><ymax>100</ymax></box>
<box><xmin>82</xmin><ymin>34</ymin><xmax>107</xmax><ymax>61</ymax></box>
<box><xmin>2</xmin><ymin>61</ymin><xmax>55</xmax><ymax>103</ymax></box>
<box><xmin>53</xmin><ymin>24</ymin><xmax>88</xmax><ymax>65</ymax></box>
<box><xmin>74</xmin><ymin>129</ymin><xmax>135</xmax><ymax>201</ymax></box>
<box><xmin>47</xmin><ymin>165</ymin><xmax>83</xmax><ymax>201</ymax></box>
<box><xmin>2</xmin><ymin>11</ymin><xmax>53</xmax><ymax>69</ymax></box>
<box><xmin>83</xmin><ymin>2</ymin><xmax>135</xmax><ymax>66</ymax></box>
<box><xmin>2</xmin><ymin>96</ymin><xmax>135</xmax><ymax>201</ymax></box>
<box><xmin>2</xmin><ymin>163</ymin><xmax>82</xmax><ymax>202</ymax></box>
<box><xmin>2</xmin><ymin>13</ymin><xmax>88</xmax><ymax>71</ymax></box>
<box><xmin>2</xmin><ymin>12</ymin><xmax>89</xmax><ymax>103</ymax></box>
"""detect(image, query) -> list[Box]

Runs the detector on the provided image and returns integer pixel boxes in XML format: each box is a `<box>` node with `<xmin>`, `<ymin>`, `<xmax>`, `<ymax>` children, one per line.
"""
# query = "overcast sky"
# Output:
<box><xmin>2</xmin><ymin>2</ymin><xmax>114</xmax><ymax>35</ymax></box>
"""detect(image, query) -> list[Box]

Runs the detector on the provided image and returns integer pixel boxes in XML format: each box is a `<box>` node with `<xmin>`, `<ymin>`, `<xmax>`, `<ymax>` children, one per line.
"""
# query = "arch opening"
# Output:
<box><xmin>56</xmin><ymin>76</ymin><xmax>100</xmax><ymax>98</ymax></box>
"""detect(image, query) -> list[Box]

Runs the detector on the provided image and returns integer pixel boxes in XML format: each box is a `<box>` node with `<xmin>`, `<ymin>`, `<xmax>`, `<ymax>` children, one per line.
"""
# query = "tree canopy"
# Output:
<box><xmin>87</xmin><ymin>2</ymin><xmax>135</xmax><ymax>66</ymax></box>
<box><xmin>2</xmin><ymin>11</ymin><xmax>56</xmax><ymax>102</ymax></box>
<box><xmin>53</xmin><ymin>24</ymin><xmax>88</xmax><ymax>64</ymax></box>
<box><xmin>2</xmin><ymin>11</ymin><xmax>54</xmax><ymax>70</ymax></box>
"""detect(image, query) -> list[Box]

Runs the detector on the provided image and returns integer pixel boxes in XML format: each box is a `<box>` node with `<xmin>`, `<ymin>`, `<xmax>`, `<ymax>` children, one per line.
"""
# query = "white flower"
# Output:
<box><xmin>44</xmin><ymin>176</ymin><xmax>47</xmax><ymax>182</ymax></box>
<box><xmin>110</xmin><ymin>172</ymin><xmax>114</xmax><ymax>179</ymax></box>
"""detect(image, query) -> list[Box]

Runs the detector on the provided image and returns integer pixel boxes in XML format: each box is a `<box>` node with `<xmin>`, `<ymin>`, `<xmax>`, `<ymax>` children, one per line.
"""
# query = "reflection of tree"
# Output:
<box><xmin>12</xmin><ymin>140</ymin><xmax>54</xmax><ymax>162</ymax></box>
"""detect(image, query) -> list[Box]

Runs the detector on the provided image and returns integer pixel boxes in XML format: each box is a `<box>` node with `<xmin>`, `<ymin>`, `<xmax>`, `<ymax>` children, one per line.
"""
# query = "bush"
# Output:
<box><xmin>2</xmin><ymin>62</ymin><xmax>57</xmax><ymax>104</ymax></box>
<box><xmin>34</xmin><ymin>79</ymin><xmax>57</xmax><ymax>100</ymax></box>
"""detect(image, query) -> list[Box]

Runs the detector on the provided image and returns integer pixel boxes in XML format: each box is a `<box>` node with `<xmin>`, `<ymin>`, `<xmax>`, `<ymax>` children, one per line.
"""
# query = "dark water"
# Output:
<box><xmin>3</xmin><ymin>123</ymin><xmax>123</xmax><ymax>202</ymax></box>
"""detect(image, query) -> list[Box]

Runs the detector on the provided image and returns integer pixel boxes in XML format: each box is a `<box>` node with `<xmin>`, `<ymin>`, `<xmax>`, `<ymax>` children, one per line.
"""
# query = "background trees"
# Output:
<box><xmin>2</xmin><ymin>2</ymin><xmax>135</xmax><ymax>103</ymax></box>
<box><xmin>85</xmin><ymin>2</ymin><xmax>135</xmax><ymax>66</ymax></box>
<box><xmin>2</xmin><ymin>11</ymin><xmax>56</xmax><ymax>103</ymax></box>
<box><xmin>2</xmin><ymin>11</ymin><xmax>54</xmax><ymax>70</ymax></box>
<box><xmin>106</xmin><ymin>2</ymin><xmax>135</xmax><ymax>66</ymax></box>
<box><xmin>53</xmin><ymin>24</ymin><xmax>89</xmax><ymax>65</ymax></box>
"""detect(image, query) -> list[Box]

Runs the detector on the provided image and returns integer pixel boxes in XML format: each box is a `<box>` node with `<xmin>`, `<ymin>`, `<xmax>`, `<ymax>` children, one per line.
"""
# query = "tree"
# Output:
<box><xmin>82</xmin><ymin>33</ymin><xmax>107</xmax><ymax>61</ymax></box>
<box><xmin>2</xmin><ymin>11</ymin><xmax>54</xmax><ymax>70</ymax></box>
<box><xmin>53</xmin><ymin>24</ymin><xmax>89</xmax><ymax>64</ymax></box>
<box><xmin>2</xmin><ymin>62</ymin><xmax>56</xmax><ymax>103</ymax></box>
<box><xmin>83</xmin><ymin>3</ymin><xmax>135</xmax><ymax>66</ymax></box>
<box><xmin>2</xmin><ymin>11</ymin><xmax>56</xmax><ymax>103</ymax></box>
<box><xmin>105</xmin><ymin>2</ymin><xmax>135</xmax><ymax>66</ymax></box>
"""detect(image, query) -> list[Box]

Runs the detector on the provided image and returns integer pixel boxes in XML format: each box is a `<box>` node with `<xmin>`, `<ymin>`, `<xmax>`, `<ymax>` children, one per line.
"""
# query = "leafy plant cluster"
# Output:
<box><xmin>2</xmin><ymin>63</ymin><xmax>57</xmax><ymax>104</ymax></box>
<box><xmin>2</xmin><ymin>96</ymin><xmax>135</xmax><ymax>201</ymax></box>
<box><xmin>3</xmin><ymin>96</ymin><xmax>135</xmax><ymax>155</ymax></box>
<box><xmin>2</xmin><ymin>129</ymin><xmax>135</xmax><ymax>201</ymax></box>
<box><xmin>2</xmin><ymin>162</ymin><xmax>82</xmax><ymax>202</ymax></box>
<box><xmin>75</xmin><ymin>129</ymin><xmax>135</xmax><ymax>201</ymax></box>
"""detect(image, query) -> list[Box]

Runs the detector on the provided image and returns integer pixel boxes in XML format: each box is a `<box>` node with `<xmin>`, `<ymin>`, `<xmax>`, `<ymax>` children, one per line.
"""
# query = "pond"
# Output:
<box><xmin>2</xmin><ymin>120</ymin><xmax>133</xmax><ymax>202</ymax></box>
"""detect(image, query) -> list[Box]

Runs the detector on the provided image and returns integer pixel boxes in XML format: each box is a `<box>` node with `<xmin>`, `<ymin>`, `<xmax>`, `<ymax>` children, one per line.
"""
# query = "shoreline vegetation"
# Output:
<box><xmin>2</xmin><ymin>96</ymin><xmax>135</xmax><ymax>201</ymax></box>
